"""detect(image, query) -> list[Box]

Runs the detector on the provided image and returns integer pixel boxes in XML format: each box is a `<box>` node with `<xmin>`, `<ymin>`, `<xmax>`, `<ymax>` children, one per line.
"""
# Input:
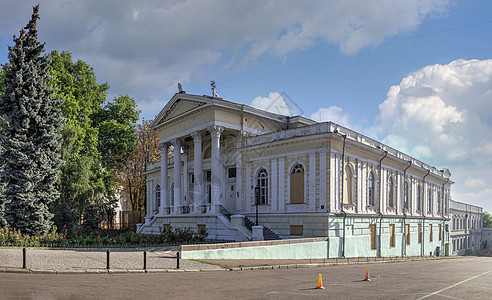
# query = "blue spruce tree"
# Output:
<box><xmin>0</xmin><ymin>5</ymin><xmax>64</xmax><ymax>234</ymax></box>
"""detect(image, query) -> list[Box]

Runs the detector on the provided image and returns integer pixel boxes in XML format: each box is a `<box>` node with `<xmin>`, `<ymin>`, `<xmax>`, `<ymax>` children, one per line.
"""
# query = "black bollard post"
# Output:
<box><xmin>143</xmin><ymin>251</ymin><xmax>147</xmax><ymax>270</ymax></box>
<box><xmin>106</xmin><ymin>250</ymin><xmax>110</xmax><ymax>270</ymax></box>
<box><xmin>176</xmin><ymin>251</ymin><xmax>180</xmax><ymax>269</ymax></box>
<box><xmin>22</xmin><ymin>248</ymin><xmax>26</xmax><ymax>269</ymax></box>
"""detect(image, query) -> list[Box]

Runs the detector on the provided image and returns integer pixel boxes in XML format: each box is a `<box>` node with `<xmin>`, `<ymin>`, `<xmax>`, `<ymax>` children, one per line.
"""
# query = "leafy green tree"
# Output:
<box><xmin>0</xmin><ymin>66</ymin><xmax>5</xmax><ymax>96</ymax></box>
<box><xmin>483</xmin><ymin>212</ymin><xmax>492</xmax><ymax>228</ymax></box>
<box><xmin>0</xmin><ymin>6</ymin><xmax>64</xmax><ymax>234</ymax></box>
<box><xmin>48</xmin><ymin>51</ymin><xmax>139</xmax><ymax>228</ymax></box>
<box><xmin>95</xmin><ymin>95</ymin><xmax>140</xmax><ymax>171</ymax></box>
<box><xmin>48</xmin><ymin>50</ymin><xmax>112</xmax><ymax>223</ymax></box>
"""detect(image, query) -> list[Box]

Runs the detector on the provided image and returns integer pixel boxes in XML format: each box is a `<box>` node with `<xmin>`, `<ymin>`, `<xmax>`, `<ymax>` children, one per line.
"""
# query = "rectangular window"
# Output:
<box><xmin>389</xmin><ymin>224</ymin><xmax>395</xmax><ymax>247</ymax></box>
<box><xmin>228</xmin><ymin>167</ymin><xmax>237</xmax><ymax>178</ymax></box>
<box><xmin>405</xmin><ymin>224</ymin><xmax>410</xmax><ymax>245</ymax></box>
<box><xmin>439</xmin><ymin>224</ymin><xmax>442</xmax><ymax>241</ymax></box>
<box><xmin>418</xmin><ymin>224</ymin><xmax>422</xmax><ymax>244</ymax></box>
<box><xmin>290</xmin><ymin>225</ymin><xmax>303</xmax><ymax>235</ymax></box>
<box><xmin>370</xmin><ymin>224</ymin><xmax>376</xmax><ymax>250</ymax></box>
<box><xmin>429</xmin><ymin>224</ymin><xmax>433</xmax><ymax>242</ymax></box>
<box><xmin>197</xmin><ymin>224</ymin><xmax>206</xmax><ymax>234</ymax></box>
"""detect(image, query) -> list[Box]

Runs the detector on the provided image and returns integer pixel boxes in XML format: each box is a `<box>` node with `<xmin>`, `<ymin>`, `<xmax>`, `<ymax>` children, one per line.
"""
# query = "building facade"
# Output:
<box><xmin>140</xmin><ymin>92</ymin><xmax>453</xmax><ymax>257</ymax></box>
<box><xmin>449</xmin><ymin>200</ymin><xmax>483</xmax><ymax>254</ymax></box>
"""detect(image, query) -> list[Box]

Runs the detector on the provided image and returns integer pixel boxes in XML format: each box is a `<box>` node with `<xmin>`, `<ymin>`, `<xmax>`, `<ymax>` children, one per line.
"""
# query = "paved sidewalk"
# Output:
<box><xmin>0</xmin><ymin>248</ymin><xmax>223</xmax><ymax>273</ymax></box>
<box><xmin>0</xmin><ymin>247</ymin><xmax>456</xmax><ymax>274</ymax></box>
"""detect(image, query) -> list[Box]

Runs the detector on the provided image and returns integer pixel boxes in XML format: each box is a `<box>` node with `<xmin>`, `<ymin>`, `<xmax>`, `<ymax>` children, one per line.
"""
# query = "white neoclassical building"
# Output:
<box><xmin>449</xmin><ymin>200</ymin><xmax>483</xmax><ymax>254</ymax></box>
<box><xmin>139</xmin><ymin>91</ymin><xmax>453</xmax><ymax>257</ymax></box>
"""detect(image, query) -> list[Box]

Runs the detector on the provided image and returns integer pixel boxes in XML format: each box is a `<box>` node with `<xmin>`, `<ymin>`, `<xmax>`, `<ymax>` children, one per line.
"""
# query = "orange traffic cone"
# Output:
<box><xmin>363</xmin><ymin>268</ymin><xmax>371</xmax><ymax>281</ymax></box>
<box><xmin>315</xmin><ymin>273</ymin><xmax>325</xmax><ymax>289</ymax></box>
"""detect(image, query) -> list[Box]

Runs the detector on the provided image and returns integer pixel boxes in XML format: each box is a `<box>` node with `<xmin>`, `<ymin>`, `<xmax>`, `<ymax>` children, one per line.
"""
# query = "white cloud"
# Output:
<box><xmin>370</xmin><ymin>59</ymin><xmax>492</xmax><ymax>212</ymax></box>
<box><xmin>0</xmin><ymin>0</ymin><xmax>450</xmax><ymax>119</ymax></box>
<box><xmin>311</xmin><ymin>106</ymin><xmax>351</xmax><ymax>128</ymax></box>
<box><xmin>465</xmin><ymin>177</ymin><xmax>486</xmax><ymax>188</ymax></box>
<box><xmin>251</xmin><ymin>92</ymin><xmax>292</xmax><ymax>116</ymax></box>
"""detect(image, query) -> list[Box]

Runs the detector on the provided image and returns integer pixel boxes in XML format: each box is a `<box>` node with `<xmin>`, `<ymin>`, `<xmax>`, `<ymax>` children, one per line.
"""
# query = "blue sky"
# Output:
<box><xmin>1</xmin><ymin>0</ymin><xmax>492</xmax><ymax>213</ymax></box>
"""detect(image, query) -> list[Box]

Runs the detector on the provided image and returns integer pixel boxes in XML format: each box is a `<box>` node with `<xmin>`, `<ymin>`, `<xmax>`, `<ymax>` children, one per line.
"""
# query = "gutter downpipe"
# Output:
<box><xmin>422</xmin><ymin>169</ymin><xmax>431</xmax><ymax>256</ymax></box>
<box><xmin>441</xmin><ymin>178</ymin><xmax>449</xmax><ymax>256</ymax></box>
<box><xmin>378</xmin><ymin>149</ymin><xmax>388</xmax><ymax>258</ymax></box>
<box><xmin>334</xmin><ymin>130</ymin><xmax>347</xmax><ymax>258</ymax></box>
<box><xmin>402</xmin><ymin>161</ymin><xmax>412</xmax><ymax>257</ymax></box>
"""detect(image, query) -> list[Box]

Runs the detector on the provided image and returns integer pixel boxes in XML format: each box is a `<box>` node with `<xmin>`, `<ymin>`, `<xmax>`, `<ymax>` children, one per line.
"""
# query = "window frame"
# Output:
<box><xmin>256</xmin><ymin>168</ymin><xmax>269</xmax><ymax>205</ymax></box>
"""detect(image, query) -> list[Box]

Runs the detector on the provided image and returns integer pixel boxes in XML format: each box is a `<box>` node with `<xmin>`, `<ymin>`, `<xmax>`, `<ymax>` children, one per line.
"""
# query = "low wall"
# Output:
<box><xmin>180</xmin><ymin>238</ymin><xmax>328</xmax><ymax>260</ymax></box>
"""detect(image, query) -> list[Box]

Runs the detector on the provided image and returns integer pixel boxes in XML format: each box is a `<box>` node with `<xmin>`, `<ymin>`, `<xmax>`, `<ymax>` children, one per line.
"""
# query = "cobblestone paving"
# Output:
<box><xmin>0</xmin><ymin>248</ymin><xmax>222</xmax><ymax>271</ymax></box>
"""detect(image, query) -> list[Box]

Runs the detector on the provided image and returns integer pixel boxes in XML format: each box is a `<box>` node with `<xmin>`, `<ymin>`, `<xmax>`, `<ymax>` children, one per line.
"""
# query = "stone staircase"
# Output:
<box><xmin>243</xmin><ymin>216</ymin><xmax>281</xmax><ymax>240</ymax></box>
<box><xmin>263</xmin><ymin>227</ymin><xmax>281</xmax><ymax>240</ymax></box>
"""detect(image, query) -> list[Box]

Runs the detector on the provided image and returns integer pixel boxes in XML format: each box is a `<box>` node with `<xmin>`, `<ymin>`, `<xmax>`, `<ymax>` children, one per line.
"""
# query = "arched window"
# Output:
<box><xmin>155</xmin><ymin>185</ymin><xmax>161</xmax><ymax>210</ymax></box>
<box><xmin>417</xmin><ymin>184</ymin><xmax>421</xmax><ymax>211</ymax></box>
<box><xmin>428</xmin><ymin>187</ymin><xmax>433</xmax><ymax>212</ymax></box>
<box><xmin>203</xmin><ymin>145</ymin><xmax>211</xmax><ymax>159</ymax></box>
<box><xmin>290</xmin><ymin>164</ymin><xmax>305</xmax><ymax>204</ymax></box>
<box><xmin>343</xmin><ymin>165</ymin><xmax>353</xmax><ymax>204</ymax></box>
<box><xmin>368</xmin><ymin>171</ymin><xmax>375</xmax><ymax>206</ymax></box>
<box><xmin>388</xmin><ymin>176</ymin><xmax>394</xmax><ymax>207</ymax></box>
<box><xmin>404</xmin><ymin>181</ymin><xmax>409</xmax><ymax>209</ymax></box>
<box><xmin>257</xmin><ymin>168</ymin><xmax>269</xmax><ymax>205</ymax></box>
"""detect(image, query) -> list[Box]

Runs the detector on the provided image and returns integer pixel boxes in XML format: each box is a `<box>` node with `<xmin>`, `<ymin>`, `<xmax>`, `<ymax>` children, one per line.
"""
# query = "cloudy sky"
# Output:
<box><xmin>1</xmin><ymin>0</ymin><xmax>492</xmax><ymax>213</ymax></box>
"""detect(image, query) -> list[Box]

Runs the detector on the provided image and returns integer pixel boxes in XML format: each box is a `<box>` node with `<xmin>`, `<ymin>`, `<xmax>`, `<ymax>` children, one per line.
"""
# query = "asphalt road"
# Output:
<box><xmin>1</xmin><ymin>256</ymin><xmax>491</xmax><ymax>299</ymax></box>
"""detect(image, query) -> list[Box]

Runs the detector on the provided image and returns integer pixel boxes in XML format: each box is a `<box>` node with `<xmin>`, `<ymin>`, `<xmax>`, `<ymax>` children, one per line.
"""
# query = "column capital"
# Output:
<box><xmin>208</xmin><ymin>125</ymin><xmax>224</xmax><ymax>138</ymax></box>
<box><xmin>170</xmin><ymin>138</ymin><xmax>182</xmax><ymax>148</ymax></box>
<box><xmin>158</xmin><ymin>141</ymin><xmax>169</xmax><ymax>151</ymax></box>
<box><xmin>191</xmin><ymin>130</ymin><xmax>203</xmax><ymax>143</ymax></box>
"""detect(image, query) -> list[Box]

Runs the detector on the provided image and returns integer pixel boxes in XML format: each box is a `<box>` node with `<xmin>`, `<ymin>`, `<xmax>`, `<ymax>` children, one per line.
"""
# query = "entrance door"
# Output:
<box><xmin>225</xmin><ymin>183</ymin><xmax>236</xmax><ymax>212</ymax></box>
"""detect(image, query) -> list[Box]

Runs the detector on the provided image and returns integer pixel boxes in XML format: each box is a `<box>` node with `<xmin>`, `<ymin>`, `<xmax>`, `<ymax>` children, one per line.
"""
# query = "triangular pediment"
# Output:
<box><xmin>152</xmin><ymin>94</ymin><xmax>210</xmax><ymax>129</ymax></box>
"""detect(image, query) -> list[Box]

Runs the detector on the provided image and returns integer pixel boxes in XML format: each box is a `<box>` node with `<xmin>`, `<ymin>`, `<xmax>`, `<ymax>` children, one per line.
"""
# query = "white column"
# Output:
<box><xmin>171</xmin><ymin>138</ymin><xmax>182</xmax><ymax>214</ymax></box>
<box><xmin>246</xmin><ymin>162</ymin><xmax>252</xmax><ymax>212</ymax></box>
<box><xmin>319</xmin><ymin>152</ymin><xmax>327</xmax><ymax>212</ymax></box>
<box><xmin>329</xmin><ymin>153</ymin><xmax>337</xmax><ymax>212</ymax></box>
<box><xmin>278</xmin><ymin>158</ymin><xmax>285</xmax><ymax>212</ymax></box>
<box><xmin>158</xmin><ymin>142</ymin><xmax>169</xmax><ymax>215</ymax></box>
<box><xmin>235</xmin><ymin>134</ymin><xmax>243</xmax><ymax>212</ymax></box>
<box><xmin>271</xmin><ymin>158</ymin><xmax>278</xmax><ymax>211</ymax></box>
<box><xmin>208</xmin><ymin>125</ymin><xmax>224</xmax><ymax>212</ymax></box>
<box><xmin>309</xmin><ymin>153</ymin><xmax>316</xmax><ymax>212</ymax></box>
<box><xmin>183</xmin><ymin>146</ymin><xmax>188</xmax><ymax>206</ymax></box>
<box><xmin>145</xmin><ymin>181</ymin><xmax>151</xmax><ymax>224</ymax></box>
<box><xmin>191</xmin><ymin>131</ymin><xmax>203</xmax><ymax>213</ymax></box>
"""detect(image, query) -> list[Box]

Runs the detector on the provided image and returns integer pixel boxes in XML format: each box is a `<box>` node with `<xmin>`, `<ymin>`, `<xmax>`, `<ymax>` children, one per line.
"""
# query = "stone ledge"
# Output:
<box><xmin>180</xmin><ymin>237</ymin><xmax>329</xmax><ymax>251</ymax></box>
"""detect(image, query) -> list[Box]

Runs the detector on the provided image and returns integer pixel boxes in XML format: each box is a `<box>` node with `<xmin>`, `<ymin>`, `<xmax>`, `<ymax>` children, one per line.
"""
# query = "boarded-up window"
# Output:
<box><xmin>389</xmin><ymin>224</ymin><xmax>395</xmax><ymax>247</ymax></box>
<box><xmin>429</xmin><ymin>224</ymin><xmax>433</xmax><ymax>242</ymax></box>
<box><xmin>439</xmin><ymin>224</ymin><xmax>442</xmax><ymax>241</ymax></box>
<box><xmin>290</xmin><ymin>225</ymin><xmax>303</xmax><ymax>235</ymax></box>
<box><xmin>405</xmin><ymin>224</ymin><xmax>410</xmax><ymax>245</ymax></box>
<box><xmin>418</xmin><ymin>224</ymin><xmax>422</xmax><ymax>244</ymax></box>
<box><xmin>370</xmin><ymin>224</ymin><xmax>376</xmax><ymax>250</ymax></box>
<box><xmin>197</xmin><ymin>224</ymin><xmax>206</xmax><ymax>235</ymax></box>
<box><xmin>290</xmin><ymin>164</ymin><xmax>305</xmax><ymax>204</ymax></box>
